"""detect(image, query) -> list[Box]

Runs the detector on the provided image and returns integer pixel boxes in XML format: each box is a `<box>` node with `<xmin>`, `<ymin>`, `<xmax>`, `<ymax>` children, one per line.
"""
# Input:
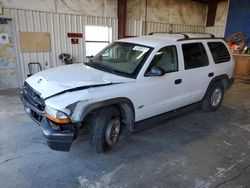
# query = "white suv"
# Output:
<box><xmin>21</xmin><ymin>33</ymin><xmax>234</xmax><ymax>153</ymax></box>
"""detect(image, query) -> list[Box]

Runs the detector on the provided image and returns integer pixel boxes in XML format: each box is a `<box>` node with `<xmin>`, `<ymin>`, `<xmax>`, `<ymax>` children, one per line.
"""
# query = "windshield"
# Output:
<box><xmin>85</xmin><ymin>42</ymin><xmax>152</xmax><ymax>78</ymax></box>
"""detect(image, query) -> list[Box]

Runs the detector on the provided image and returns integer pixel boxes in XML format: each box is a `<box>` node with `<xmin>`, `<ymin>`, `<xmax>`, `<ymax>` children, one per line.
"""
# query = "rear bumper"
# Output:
<box><xmin>41</xmin><ymin>118</ymin><xmax>74</xmax><ymax>152</ymax></box>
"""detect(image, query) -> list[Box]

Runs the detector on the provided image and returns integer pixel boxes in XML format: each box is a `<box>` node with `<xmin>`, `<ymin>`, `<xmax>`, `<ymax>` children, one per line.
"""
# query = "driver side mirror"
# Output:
<box><xmin>145</xmin><ymin>66</ymin><xmax>165</xmax><ymax>77</ymax></box>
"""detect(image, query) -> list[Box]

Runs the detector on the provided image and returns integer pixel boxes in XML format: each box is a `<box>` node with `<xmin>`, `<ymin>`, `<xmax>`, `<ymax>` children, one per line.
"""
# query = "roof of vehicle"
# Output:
<box><xmin>118</xmin><ymin>33</ymin><xmax>224</xmax><ymax>48</ymax></box>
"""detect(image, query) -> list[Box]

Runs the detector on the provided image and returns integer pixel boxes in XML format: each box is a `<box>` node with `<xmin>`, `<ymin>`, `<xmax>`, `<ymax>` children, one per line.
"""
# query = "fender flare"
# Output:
<box><xmin>202</xmin><ymin>74</ymin><xmax>229</xmax><ymax>100</ymax></box>
<box><xmin>79</xmin><ymin>97</ymin><xmax>135</xmax><ymax>123</ymax></box>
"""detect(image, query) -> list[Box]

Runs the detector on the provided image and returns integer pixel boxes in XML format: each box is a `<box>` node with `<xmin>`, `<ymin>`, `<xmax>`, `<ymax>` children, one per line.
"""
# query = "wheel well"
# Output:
<box><xmin>116</xmin><ymin>103</ymin><xmax>135</xmax><ymax>132</ymax></box>
<box><xmin>219</xmin><ymin>78</ymin><xmax>228</xmax><ymax>91</ymax></box>
<box><xmin>203</xmin><ymin>75</ymin><xmax>228</xmax><ymax>100</ymax></box>
<box><xmin>80</xmin><ymin>98</ymin><xmax>135</xmax><ymax>131</ymax></box>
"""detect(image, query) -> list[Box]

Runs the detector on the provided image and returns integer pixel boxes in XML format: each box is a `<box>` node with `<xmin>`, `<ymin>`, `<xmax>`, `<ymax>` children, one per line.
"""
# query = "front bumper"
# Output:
<box><xmin>41</xmin><ymin>118</ymin><xmax>74</xmax><ymax>152</ymax></box>
<box><xmin>20</xmin><ymin>93</ymin><xmax>75</xmax><ymax>152</ymax></box>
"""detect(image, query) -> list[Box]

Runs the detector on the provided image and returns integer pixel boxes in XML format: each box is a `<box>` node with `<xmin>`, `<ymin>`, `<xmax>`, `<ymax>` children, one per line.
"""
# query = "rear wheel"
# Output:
<box><xmin>90</xmin><ymin>107</ymin><xmax>121</xmax><ymax>153</ymax></box>
<box><xmin>201</xmin><ymin>82</ymin><xmax>224</xmax><ymax>112</ymax></box>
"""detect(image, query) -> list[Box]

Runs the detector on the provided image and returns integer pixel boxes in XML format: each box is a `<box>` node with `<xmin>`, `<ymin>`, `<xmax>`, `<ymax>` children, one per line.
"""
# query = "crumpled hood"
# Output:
<box><xmin>25</xmin><ymin>63</ymin><xmax>134</xmax><ymax>99</ymax></box>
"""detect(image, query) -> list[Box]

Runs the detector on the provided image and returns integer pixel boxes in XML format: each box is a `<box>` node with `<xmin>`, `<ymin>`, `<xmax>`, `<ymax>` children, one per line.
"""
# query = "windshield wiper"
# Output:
<box><xmin>95</xmin><ymin>63</ymin><xmax>117</xmax><ymax>75</ymax></box>
<box><xmin>84</xmin><ymin>60</ymin><xmax>120</xmax><ymax>76</ymax></box>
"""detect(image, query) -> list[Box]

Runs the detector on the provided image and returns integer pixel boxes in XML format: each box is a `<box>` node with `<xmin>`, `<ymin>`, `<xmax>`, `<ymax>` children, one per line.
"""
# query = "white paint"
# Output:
<box><xmin>215</xmin><ymin>167</ymin><xmax>226</xmax><ymax>178</ymax></box>
<box><xmin>26</xmin><ymin>63</ymin><xmax>134</xmax><ymax>99</ymax></box>
<box><xmin>222</xmin><ymin>140</ymin><xmax>232</xmax><ymax>146</ymax></box>
<box><xmin>26</xmin><ymin>35</ymin><xmax>234</xmax><ymax>123</ymax></box>
<box><xmin>232</xmin><ymin>122</ymin><xmax>250</xmax><ymax>133</ymax></box>
<box><xmin>0</xmin><ymin>111</ymin><xmax>7</xmax><ymax>118</ymax></box>
<box><xmin>198</xmin><ymin>159</ymin><xmax>245</xmax><ymax>188</ymax></box>
<box><xmin>194</xmin><ymin>179</ymin><xmax>206</xmax><ymax>188</ymax></box>
<box><xmin>78</xmin><ymin>164</ymin><xmax>124</xmax><ymax>188</ymax></box>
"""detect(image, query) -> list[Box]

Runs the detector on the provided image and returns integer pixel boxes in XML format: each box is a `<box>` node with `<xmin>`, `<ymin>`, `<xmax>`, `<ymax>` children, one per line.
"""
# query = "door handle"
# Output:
<box><xmin>208</xmin><ymin>72</ymin><xmax>214</xmax><ymax>77</ymax></box>
<box><xmin>175</xmin><ymin>79</ymin><xmax>182</xmax><ymax>85</ymax></box>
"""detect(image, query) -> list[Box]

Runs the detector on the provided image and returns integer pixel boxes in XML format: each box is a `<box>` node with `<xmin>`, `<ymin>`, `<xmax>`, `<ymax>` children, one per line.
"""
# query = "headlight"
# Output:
<box><xmin>45</xmin><ymin>106</ymin><xmax>71</xmax><ymax>124</ymax></box>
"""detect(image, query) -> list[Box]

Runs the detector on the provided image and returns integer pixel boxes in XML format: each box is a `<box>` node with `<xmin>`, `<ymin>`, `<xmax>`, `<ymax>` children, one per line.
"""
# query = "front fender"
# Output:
<box><xmin>73</xmin><ymin>97</ymin><xmax>135</xmax><ymax>124</ymax></box>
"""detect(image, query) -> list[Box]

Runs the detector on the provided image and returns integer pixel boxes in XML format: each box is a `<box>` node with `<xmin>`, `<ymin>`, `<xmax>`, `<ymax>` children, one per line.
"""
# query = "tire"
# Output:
<box><xmin>90</xmin><ymin>107</ymin><xmax>121</xmax><ymax>153</ymax></box>
<box><xmin>201</xmin><ymin>82</ymin><xmax>224</xmax><ymax>112</ymax></box>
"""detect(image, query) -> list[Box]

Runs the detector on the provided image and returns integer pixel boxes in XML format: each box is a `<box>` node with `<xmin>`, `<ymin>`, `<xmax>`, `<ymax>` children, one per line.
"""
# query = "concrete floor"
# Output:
<box><xmin>0</xmin><ymin>80</ymin><xmax>250</xmax><ymax>188</ymax></box>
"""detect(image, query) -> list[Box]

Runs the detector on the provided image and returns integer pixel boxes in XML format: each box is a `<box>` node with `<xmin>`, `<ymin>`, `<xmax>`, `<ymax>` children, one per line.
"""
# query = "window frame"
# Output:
<box><xmin>144</xmin><ymin>45</ymin><xmax>179</xmax><ymax>76</ymax></box>
<box><xmin>182</xmin><ymin>42</ymin><xmax>209</xmax><ymax>70</ymax></box>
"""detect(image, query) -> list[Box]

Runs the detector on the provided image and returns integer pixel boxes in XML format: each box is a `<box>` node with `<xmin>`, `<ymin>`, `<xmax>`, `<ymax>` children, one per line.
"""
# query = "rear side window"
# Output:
<box><xmin>208</xmin><ymin>42</ymin><xmax>231</xmax><ymax>64</ymax></box>
<box><xmin>182</xmin><ymin>43</ymin><xmax>209</xmax><ymax>70</ymax></box>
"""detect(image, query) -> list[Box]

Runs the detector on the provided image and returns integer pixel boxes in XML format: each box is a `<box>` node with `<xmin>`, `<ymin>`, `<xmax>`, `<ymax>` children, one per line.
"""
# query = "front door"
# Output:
<box><xmin>0</xmin><ymin>18</ymin><xmax>18</xmax><ymax>90</ymax></box>
<box><xmin>134</xmin><ymin>45</ymin><xmax>184</xmax><ymax>121</ymax></box>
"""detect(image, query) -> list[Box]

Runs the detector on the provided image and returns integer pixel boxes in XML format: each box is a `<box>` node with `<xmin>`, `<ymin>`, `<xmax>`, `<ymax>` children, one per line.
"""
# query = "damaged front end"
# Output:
<box><xmin>20</xmin><ymin>83</ymin><xmax>76</xmax><ymax>152</ymax></box>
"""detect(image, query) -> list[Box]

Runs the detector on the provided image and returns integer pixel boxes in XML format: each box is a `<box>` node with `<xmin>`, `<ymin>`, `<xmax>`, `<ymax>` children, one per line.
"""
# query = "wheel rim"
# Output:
<box><xmin>211</xmin><ymin>88</ymin><xmax>222</xmax><ymax>107</ymax></box>
<box><xmin>105</xmin><ymin>117</ymin><xmax>121</xmax><ymax>146</ymax></box>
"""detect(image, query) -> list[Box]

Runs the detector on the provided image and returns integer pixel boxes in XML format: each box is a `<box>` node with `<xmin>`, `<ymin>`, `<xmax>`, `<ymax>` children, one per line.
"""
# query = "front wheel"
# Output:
<box><xmin>201</xmin><ymin>82</ymin><xmax>224</xmax><ymax>112</ymax></box>
<box><xmin>90</xmin><ymin>107</ymin><xmax>121</xmax><ymax>153</ymax></box>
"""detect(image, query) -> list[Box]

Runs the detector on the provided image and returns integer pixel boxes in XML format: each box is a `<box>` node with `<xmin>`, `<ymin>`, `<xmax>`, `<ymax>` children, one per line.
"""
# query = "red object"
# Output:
<box><xmin>71</xmin><ymin>38</ymin><xmax>79</xmax><ymax>44</ymax></box>
<box><xmin>67</xmin><ymin>33</ymin><xmax>83</xmax><ymax>38</ymax></box>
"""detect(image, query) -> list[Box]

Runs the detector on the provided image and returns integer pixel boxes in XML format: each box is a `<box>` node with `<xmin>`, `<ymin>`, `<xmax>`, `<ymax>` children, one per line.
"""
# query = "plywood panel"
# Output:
<box><xmin>19</xmin><ymin>32</ymin><xmax>51</xmax><ymax>52</ymax></box>
<box><xmin>233</xmin><ymin>55</ymin><xmax>250</xmax><ymax>77</ymax></box>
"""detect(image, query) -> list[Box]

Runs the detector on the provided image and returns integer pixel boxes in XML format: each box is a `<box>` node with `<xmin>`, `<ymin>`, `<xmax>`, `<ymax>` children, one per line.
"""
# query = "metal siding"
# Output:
<box><xmin>1</xmin><ymin>8</ymin><xmax>119</xmax><ymax>86</ymax></box>
<box><xmin>126</xmin><ymin>20</ymin><xmax>206</xmax><ymax>36</ymax></box>
<box><xmin>205</xmin><ymin>26</ymin><xmax>225</xmax><ymax>37</ymax></box>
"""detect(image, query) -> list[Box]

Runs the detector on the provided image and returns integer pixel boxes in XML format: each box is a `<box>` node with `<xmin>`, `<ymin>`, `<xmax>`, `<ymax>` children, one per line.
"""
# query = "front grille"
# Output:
<box><xmin>21</xmin><ymin>82</ymin><xmax>45</xmax><ymax>124</ymax></box>
<box><xmin>23</xmin><ymin>82</ymin><xmax>45</xmax><ymax>111</ymax></box>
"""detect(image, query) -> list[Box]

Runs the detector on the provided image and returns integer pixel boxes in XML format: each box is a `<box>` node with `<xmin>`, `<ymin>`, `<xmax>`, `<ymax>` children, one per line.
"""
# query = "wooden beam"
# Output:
<box><xmin>118</xmin><ymin>0</ymin><xmax>127</xmax><ymax>39</ymax></box>
<box><xmin>206</xmin><ymin>1</ymin><xmax>218</xmax><ymax>26</ymax></box>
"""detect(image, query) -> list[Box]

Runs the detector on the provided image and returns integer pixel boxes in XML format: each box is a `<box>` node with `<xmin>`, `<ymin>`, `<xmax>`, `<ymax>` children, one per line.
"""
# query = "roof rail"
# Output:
<box><xmin>148</xmin><ymin>32</ymin><xmax>216</xmax><ymax>41</ymax></box>
<box><xmin>148</xmin><ymin>32</ymin><xmax>189</xmax><ymax>40</ymax></box>
<box><xmin>186</xmin><ymin>32</ymin><xmax>215</xmax><ymax>38</ymax></box>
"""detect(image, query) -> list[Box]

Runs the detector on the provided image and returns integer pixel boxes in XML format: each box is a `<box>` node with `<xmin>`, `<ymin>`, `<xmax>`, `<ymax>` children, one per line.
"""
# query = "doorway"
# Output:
<box><xmin>0</xmin><ymin>18</ymin><xmax>18</xmax><ymax>90</ymax></box>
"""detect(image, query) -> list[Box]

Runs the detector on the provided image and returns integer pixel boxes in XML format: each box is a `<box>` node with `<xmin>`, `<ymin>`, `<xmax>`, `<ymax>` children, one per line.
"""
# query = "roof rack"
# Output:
<box><xmin>148</xmin><ymin>32</ymin><xmax>189</xmax><ymax>40</ymax></box>
<box><xmin>148</xmin><ymin>32</ymin><xmax>216</xmax><ymax>41</ymax></box>
<box><xmin>183</xmin><ymin>32</ymin><xmax>215</xmax><ymax>38</ymax></box>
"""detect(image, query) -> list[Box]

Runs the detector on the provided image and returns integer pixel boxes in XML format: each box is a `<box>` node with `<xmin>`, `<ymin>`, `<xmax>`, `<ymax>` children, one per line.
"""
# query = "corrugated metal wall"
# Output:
<box><xmin>205</xmin><ymin>26</ymin><xmax>225</xmax><ymax>37</ymax></box>
<box><xmin>126</xmin><ymin>20</ymin><xmax>205</xmax><ymax>36</ymax></box>
<box><xmin>1</xmin><ymin>8</ymin><xmax>225</xmax><ymax>87</ymax></box>
<box><xmin>1</xmin><ymin>8</ymin><xmax>118</xmax><ymax>86</ymax></box>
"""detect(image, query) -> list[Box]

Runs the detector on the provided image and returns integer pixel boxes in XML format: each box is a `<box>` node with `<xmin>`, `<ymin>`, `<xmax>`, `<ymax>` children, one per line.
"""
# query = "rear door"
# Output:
<box><xmin>177</xmin><ymin>41</ymin><xmax>215</xmax><ymax>105</ymax></box>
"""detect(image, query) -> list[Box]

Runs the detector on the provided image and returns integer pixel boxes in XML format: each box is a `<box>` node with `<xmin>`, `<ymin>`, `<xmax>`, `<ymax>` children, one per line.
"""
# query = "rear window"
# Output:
<box><xmin>208</xmin><ymin>42</ymin><xmax>231</xmax><ymax>64</ymax></box>
<box><xmin>182</xmin><ymin>43</ymin><xmax>209</xmax><ymax>70</ymax></box>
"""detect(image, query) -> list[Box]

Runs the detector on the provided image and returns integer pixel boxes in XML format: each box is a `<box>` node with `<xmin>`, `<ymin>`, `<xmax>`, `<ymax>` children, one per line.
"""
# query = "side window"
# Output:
<box><xmin>182</xmin><ymin>43</ymin><xmax>209</xmax><ymax>70</ymax></box>
<box><xmin>208</xmin><ymin>42</ymin><xmax>231</xmax><ymax>64</ymax></box>
<box><xmin>149</xmin><ymin>46</ymin><xmax>178</xmax><ymax>73</ymax></box>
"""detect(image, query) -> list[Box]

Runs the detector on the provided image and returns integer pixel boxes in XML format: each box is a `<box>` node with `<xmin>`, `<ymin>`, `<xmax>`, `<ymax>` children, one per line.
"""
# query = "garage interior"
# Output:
<box><xmin>0</xmin><ymin>0</ymin><xmax>250</xmax><ymax>188</ymax></box>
